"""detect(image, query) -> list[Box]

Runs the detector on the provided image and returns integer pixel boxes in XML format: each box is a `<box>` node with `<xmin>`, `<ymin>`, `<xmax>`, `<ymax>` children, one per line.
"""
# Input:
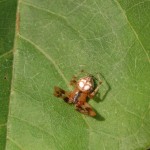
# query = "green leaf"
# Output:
<box><xmin>1</xmin><ymin>0</ymin><xmax>150</xmax><ymax>149</ymax></box>
<box><xmin>0</xmin><ymin>0</ymin><xmax>17</xmax><ymax>149</ymax></box>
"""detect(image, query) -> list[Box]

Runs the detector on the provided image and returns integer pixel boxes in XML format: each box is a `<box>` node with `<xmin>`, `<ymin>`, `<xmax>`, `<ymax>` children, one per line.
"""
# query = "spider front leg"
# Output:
<box><xmin>75</xmin><ymin>102</ymin><xmax>96</xmax><ymax>117</ymax></box>
<box><xmin>53</xmin><ymin>86</ymin><xmax>70</xmax><ymax>103</ymax></box>
<box><xmin>69</xmin><ymin>76</ymin><xmax>77</xmax><ymax>87</ymax></box>
<box><xmin>88</xmin><ymin>80</ymin><xmax>102</xmax><ymax>99</ymax></box>
<box><xmin>70</xmin><ymin>70</ymin><xmax>84</xmax><ymax>87</ymax></box>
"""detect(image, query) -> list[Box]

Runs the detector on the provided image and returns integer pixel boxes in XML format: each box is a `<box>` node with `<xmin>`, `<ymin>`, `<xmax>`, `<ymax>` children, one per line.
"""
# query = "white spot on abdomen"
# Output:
<box><xmin>84</xmin><ymin>85</ymin><xmax>90</xmax><ymax>90</ymax></box>
<box><xmin>79</xmin><ymin>82</ymin><xmax>84</xmax><ymax>88</ymax></box>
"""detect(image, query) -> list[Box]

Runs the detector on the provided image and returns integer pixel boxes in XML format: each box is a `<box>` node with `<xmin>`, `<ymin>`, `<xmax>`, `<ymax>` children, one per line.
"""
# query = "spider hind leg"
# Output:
<box><xmin>75</xmin><ymin>102</ymin><xmax>96</xmax><ymax>117</ymax></box>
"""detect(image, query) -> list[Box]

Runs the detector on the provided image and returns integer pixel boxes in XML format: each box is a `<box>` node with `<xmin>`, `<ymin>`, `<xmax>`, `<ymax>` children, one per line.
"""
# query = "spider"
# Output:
<box><xmin>53</xmin><ymin>70</ymin><xmax>102</xmax><ymax>117</ymax></box>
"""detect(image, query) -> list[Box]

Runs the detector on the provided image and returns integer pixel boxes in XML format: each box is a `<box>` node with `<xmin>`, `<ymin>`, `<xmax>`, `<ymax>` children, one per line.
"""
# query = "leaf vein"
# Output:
<box><xmin>0</xmin><ymin>0</ymin><xmax>6</xmax><ymax>4</ymax></box>
<box><xmin>9</xmin><ymin>115</ymin><xmax>57</xmax><ymax>142</ymax></box>
<box><xmin>126</xmin><ymin>1</ymin><xmax>149</xmax><ymax>11</ymax></box>
<box><xmin>0</xmin><ymin>123</ymin><xmax>6</xmax><ymax>127</ymax></box>
<box><xmin>7</xmin><ymin>137</ymin><xmax>25</xmax><ymax>150</ymax></box>
<box><xmin>114</xmin><ymin>0</ymin><xmax>150</xmax><ymax>63</ymax></box>
<box><xmin>21</xmin><ymin>1</ymin><xmax>66</xmax><ymax>19</ymax></box>
<box><xmin>0</xmin><ymin>50</ymin><xmax>13</xmax><ymax>59</ymax></box>
<box><xmin>18</xmin><ymin>34</ymin><xmax>70</xmax><ymax>89</ymax></box>
<box><xmin>21</xmin><ymin>1</ymin><xmax>86</xmax><ymax>41</ymax></box>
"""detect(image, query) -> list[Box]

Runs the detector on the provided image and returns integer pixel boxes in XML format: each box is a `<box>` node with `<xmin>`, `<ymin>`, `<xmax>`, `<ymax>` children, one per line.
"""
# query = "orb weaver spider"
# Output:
<box><xmin>54</xmin><ymin>70</ymin><xmax>102</xmax><ymax>117</ymax></box>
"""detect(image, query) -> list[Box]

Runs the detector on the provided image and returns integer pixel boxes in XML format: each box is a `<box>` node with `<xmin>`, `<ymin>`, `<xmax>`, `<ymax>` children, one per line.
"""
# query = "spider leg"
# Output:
<box><xmin>89</xmin><ymin>74</ymin><xmax>102</xmax><ymax>99</ymax></box>
<box><xmin>69</xmin><ymin>76</ymin><xmax>77</xmax><ymax>87</ymax></box>
<box><xmin>53</xmin><ymin>86</ymin><xmax>70</xmax><ymax>103</ymax></box>
<box><xmin>75</xmin><ymin>102</ymin><xmax>96</xmax><ymax>117</ymax></box>
<box><xmin>83</xmin><ymin>102</ymin><xmax>96</xmax><ymax>116</ymax></box>
<box><xmin>70</xmin><ymin>70</ymin><xmax>84</xmax><ymax>87</ymax></box>
<box><xmin>75</xmin><ymin>105</ymin><xmax>88</xmax><ymax>115</ymax></box>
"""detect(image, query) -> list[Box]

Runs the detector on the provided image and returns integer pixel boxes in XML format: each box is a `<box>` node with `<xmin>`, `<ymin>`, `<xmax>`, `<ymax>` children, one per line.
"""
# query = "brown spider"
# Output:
<box><xmin>53</xmin><ymin>71</ymin><xmax>102</xmax><ymax>117</ymax></box>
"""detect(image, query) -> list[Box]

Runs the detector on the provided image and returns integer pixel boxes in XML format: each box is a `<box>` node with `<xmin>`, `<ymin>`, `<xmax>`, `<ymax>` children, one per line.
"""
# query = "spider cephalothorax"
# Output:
<box><xmin>54</xmin><ymin>71</ymin><xmax>102</xmax><ymax>117</ymax></box>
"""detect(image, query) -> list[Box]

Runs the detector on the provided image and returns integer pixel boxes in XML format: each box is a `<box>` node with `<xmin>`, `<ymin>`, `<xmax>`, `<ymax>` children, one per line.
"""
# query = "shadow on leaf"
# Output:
<box><xmin>94</xmin><ymin>72</ymin><xmax>111</xmax><ymax>103</ymax></box>
<box><xmin>93</xmin><ymin>111</ymin><xmax>105</xmax><ymax>121</ymax></box>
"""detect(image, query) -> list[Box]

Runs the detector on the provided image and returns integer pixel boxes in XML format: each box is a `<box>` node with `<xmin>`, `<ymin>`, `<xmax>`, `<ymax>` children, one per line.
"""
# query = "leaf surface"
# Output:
<box><xmin>2</xmin><ymin>0</ymin><xmax>150</xmax><ymax>150</ymax></box>
<box><xmin>0</xmin><ymin>0</ymin><xmax>17</xmax><ymax>149</ymax></box>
